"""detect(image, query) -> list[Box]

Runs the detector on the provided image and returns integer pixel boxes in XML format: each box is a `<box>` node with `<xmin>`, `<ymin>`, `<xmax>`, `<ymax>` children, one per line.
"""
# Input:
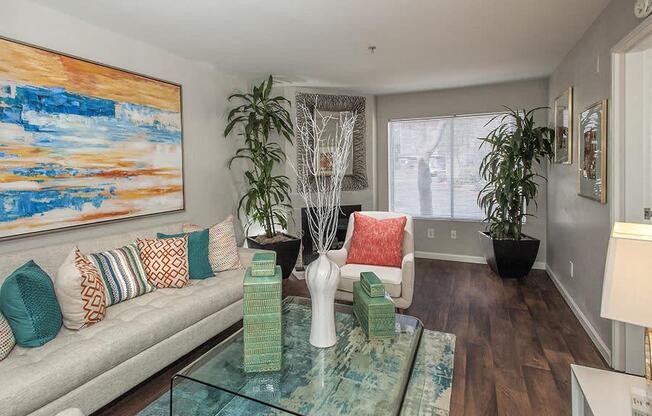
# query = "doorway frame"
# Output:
<box><xmin>610</xmin><ymin>14</ymin><xmax>652</xmax><ymax>372</ymax></box>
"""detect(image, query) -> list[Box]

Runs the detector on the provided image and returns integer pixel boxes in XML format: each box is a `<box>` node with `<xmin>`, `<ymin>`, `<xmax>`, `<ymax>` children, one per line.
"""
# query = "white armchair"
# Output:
<box><xmin>326</xmin><ymin>211</ymin><xmax>415</xmax><ymax>309</ymax></box>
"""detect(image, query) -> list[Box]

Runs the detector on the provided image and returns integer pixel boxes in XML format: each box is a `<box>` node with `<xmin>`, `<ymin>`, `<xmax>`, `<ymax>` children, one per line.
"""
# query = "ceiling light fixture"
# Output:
<box><xmin>368</xmin><ymin>46</ymin><xmax>376</xmax><ymax>54</ymax></box>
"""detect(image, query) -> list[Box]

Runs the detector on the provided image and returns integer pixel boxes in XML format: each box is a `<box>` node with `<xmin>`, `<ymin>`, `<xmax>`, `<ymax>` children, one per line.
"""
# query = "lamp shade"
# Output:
<box><xmin>601</xmin><ymin>222</ymin><xmax>652</xmax><ymax>328</ymax></box>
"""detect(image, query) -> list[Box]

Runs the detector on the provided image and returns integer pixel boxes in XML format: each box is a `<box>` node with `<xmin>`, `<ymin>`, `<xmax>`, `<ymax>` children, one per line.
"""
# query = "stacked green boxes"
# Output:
<box><xmin>360</xmin><ymin>271</ymin><xmax>386</xmax><ymax>298</ymax></box>
<box><xmin>353</xmin><ymin>273</ymin><xmax>396</xmax><ymax>339</ymax></box>
<box><xmin>250</xmin><ymin>252</ymin><xmax>277</xmax><ymax>277</ymax></box>
<box><xmin>243</xmin><ymin>256</ymin><xmax>282</xmax><ymax>373</ymax></box>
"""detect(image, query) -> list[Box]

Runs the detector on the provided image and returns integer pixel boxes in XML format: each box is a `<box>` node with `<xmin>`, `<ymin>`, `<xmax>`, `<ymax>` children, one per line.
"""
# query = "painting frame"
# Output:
<box><xmin>553</xmin><ymin>86</ymin><xmax>573</xmax><ymax>164</ymax></box>
<box><xmin>295</xmin><ymin>93</ymin><xmax>367</xmax><ymax>191</ymax></box>
<box><xmin>577</xmin><ymin>99</ymin><xmax>608</xmax><ymax>204</ymax></box>
<box><xmin>0</xmin><ymin>35</ymin><xmax>185</xmax><ymax>241</ymax></box>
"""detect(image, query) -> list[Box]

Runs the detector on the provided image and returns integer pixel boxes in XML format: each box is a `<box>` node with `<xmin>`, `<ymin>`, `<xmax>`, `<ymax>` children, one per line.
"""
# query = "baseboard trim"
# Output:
<box><xmin>414</xmin><ymin>251</ymin><xmax>546</xmax><ymax>270</ymax></box>
<box><xmin>545</xmin><ymin>265</ymin><xmax>612</xmax><ymax>365</ymax></box>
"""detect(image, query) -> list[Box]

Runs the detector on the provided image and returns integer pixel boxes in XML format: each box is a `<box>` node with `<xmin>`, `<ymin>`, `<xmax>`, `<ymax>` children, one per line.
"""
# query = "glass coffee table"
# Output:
<box><xmin>170</xmin><ymin>296</ymin><xmax>426</xmax><ymax>416</ymax></box>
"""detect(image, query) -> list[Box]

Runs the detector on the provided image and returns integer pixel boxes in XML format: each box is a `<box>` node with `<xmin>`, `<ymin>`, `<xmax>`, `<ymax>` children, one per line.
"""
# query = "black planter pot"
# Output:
<box><xmin>247</xmin><ymin>234</ymin><xmax>301</xmax><ymax>279</ymax></box>
<box><xmin>478</xmin><ymin>231</ymin><xmax>540</xmax><ymax>279</ymax></box>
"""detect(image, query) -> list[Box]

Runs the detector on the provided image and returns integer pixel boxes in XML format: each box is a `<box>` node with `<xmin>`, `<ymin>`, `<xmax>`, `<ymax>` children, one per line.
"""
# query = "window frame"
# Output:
<box><xmin>387</xmin><ymin>111</ymin><xmax>506</xmax><ymax>222</ymax></box>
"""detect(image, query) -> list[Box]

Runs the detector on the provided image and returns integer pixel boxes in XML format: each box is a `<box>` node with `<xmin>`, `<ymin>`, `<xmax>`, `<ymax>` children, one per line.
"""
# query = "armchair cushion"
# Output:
<box><xmin>346</xmin><ymin>212</ymin><xmax>407</xmax><ymax>268</ymax></box>
<box><xmin>338</xmin><ymin>264</ymin><xmax>402</xmax><ymax>298</ymax></box>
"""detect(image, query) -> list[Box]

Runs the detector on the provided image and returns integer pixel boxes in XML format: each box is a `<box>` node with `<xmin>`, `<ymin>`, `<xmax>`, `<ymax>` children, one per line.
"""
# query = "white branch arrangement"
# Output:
<box><xmin>291</xmin><ymin>100</ymin><xmax>357</xmax><ymax>254</ymax></box>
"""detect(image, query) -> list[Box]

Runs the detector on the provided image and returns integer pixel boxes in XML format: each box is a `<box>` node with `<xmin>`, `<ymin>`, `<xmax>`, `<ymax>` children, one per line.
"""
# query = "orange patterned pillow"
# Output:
<box><xmin>55</xmin><ymin>247</ymin><xmax>107</xmax><ymax>330</ymax></box>
<box><xmin>346</xmin><ymin>213</ymin><xmax>407</xmax><ymax>268</ymax></box>
<box><xmin>137</xmin><ymin>236</ymin><xmax>190</xmax><ymax>288</ymax></box>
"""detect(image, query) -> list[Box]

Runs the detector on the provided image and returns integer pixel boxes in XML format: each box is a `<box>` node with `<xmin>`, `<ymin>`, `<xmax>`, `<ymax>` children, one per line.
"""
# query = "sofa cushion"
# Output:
<box><xmin>0</xmin><ymin>267</ymin><xmax>245</xmax><ymax>416</ymax></box>
<box><xmin>137</xmin><ymin>237</ymin><xmax>191</xmax><ymax>288</ymax></box>
<box><xmin>157</xmin><ymin>229</ymin><xmax>214</xmax><ymax>279</ymax></box>
<box><xmin>55</xmin><ymin>248</ymin><xmax>107</xmax><ymax>330</ymax></box>
<box><xmin>0</xmin><ymin>261</ymin><xmax>63</xmax><ymax>347</ymax></box>
<box><xmin>338</xmin><ymin>263</ymin><xmax>402</xmax><ymax>298</ymax></box>
<box><xmin>184</xmin><ymin>216</ymin><xmax>242</xmax><ymax>273</ymax></box>
<box><xmin>87</xmin><ymin>244</ymin><xmax>155</xmax><ymax>306</ymax></box>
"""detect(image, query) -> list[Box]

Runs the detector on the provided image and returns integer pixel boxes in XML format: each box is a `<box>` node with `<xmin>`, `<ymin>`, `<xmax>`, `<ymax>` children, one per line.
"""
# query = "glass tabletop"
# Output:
<box><xmin>171</xmin><ymin>296</ymin><xmax>424</xmax><ymax>416</ymax></box>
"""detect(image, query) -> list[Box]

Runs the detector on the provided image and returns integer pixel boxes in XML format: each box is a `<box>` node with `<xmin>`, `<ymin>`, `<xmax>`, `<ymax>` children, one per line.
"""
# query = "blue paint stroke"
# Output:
<box><xmin>0</xmin><ymin>84</ymin><xmax>181</xmax><ymax>147</ymax></box>
<box><xmin>0</xmin><ymin>187</ymin><xmax>115</xmax><ymax>223</ymax></box>
<box><xmin>8</xmin><ymin>163</ymin><xmax>100</xmax><ymax>179</ymax></box>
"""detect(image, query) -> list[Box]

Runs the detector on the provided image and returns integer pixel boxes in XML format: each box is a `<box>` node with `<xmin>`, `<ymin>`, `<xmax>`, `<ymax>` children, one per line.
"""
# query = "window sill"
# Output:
<box><xmin>409</xmin><ymin>216</ymin><xmax>485</xmax><ymax>224</ymax></box>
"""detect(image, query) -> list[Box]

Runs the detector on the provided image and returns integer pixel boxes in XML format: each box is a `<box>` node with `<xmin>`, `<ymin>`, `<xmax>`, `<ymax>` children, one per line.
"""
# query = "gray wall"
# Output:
<box><xmin>0</xmin><ymin>0</ymin><xmax>252</xmax><ymax>256</ymax></box>
<box><xmin>376</xmin><ymin>79</ymin><xmax>549</xmax><ymax>262</ymax></box>
<box><xmin>546</xmin><ymin>0</ymin><xmax>639</xmax><ymax>355</ymax></box>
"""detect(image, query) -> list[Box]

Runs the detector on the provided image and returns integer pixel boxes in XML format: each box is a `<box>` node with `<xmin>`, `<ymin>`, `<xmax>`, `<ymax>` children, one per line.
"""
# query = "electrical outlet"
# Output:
<box><xmin>570</xmin><ymin>261</ymin><xmax>574</xmax><ymax>278</ymax></box>
<box><xmin>427</xmin><ymin>228</ymin><xmax>435</xmax><ymax>239</ymax></box>
<box><xmin>451</xmin><ymin>230</ymin><xmax>457</xmax><ymax>240</ymax></box>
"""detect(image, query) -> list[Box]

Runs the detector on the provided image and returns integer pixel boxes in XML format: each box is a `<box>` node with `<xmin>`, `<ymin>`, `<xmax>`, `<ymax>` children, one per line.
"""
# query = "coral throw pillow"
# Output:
<box><xmin>346</xmin><ymin>213</ymin><xmax>407</xmax><ymax>268</ymax></box>
<box><xmin>137</xmin><ymin>236</ymin><xmax>190</xmax><ymax>289</ymax></box>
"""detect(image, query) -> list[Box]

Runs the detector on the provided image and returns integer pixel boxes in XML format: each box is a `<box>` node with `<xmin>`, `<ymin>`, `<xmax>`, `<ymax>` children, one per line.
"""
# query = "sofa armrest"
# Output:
<box><xmin>326</xmin><ymin>248</ymin><xmax>348</xmax><ymax>268</ymax></box>
<box><xmin>238</xmin><ymin>247</ymin><xmax>274</xmax><ymax>269</ymax></box>
<box><xmin>400</xmin><ymin>253</ymin><xmax>415</xmax><ymax>308</ymax></box>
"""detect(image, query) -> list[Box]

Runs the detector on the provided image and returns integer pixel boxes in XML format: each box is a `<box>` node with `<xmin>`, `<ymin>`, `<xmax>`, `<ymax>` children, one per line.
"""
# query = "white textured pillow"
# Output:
<box><xmin>55</xmin><ymin>247</ymin><xmax>107</xmax><ymax>330</ymax></box>
<box><xmin>0</xmin><ymin>312</ymin><xmax>15</xmax><ymax>360</ymax></box>
<box><xmin>184</xmin><ymin>216</ymin><xmax>242</xmax><ymax>272</ymax></box>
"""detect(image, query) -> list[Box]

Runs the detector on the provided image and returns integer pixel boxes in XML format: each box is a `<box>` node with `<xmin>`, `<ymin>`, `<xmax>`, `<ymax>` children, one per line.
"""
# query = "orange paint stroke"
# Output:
<box><xmin>114</xmin><ymin>185</ymin><xmax>183</xmax><ymax>200</ymax></box>
<box><xmin>0</xmin><ymin>38</ymin><xmax>180</xmax><ymax>112</ymax></box>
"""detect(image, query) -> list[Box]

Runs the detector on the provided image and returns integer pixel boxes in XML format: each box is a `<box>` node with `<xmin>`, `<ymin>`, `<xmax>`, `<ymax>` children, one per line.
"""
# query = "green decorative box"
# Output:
<box><xmin>243</xmin><ymin>266</ymin><xmax>282</xmax><ymax>315</ymax></box>
<box><xmin>353</xmin><ymin>282</ymin><xmax>396</xmax><ymax>339</ymax></box>
<box><xmin>243</xmin><ymin>264</ymin><xmax>282</xmax><ymax>372</ymax></box>
<box><xmin>250</xmin><ymin>252</ymin><xmax>277</xmax><ymax>277</ymax></box>
<box><xmin>360</xmin><ymin>271</ymin><xmax>386</xmax><ymax>298</ymax></box>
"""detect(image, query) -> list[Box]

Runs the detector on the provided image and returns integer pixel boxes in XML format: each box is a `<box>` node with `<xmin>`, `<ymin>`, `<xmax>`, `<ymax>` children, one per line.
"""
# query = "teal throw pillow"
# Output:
<box><xmin>157</xmin><ymin>229</ymin><xmax>214</xmax><ymax>279</ymax></box>
<box><xmin>0</xmin><ymin>260</ymin><xmax>63</xmax><ymax>347</ymax></box>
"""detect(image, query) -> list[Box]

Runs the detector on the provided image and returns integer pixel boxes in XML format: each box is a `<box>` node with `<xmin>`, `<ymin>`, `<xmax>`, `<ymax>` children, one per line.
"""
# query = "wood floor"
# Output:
<box><xmin>94</xmin><ymin>259</ymin><xmax>607</xmax><ymax>416</ymax></box>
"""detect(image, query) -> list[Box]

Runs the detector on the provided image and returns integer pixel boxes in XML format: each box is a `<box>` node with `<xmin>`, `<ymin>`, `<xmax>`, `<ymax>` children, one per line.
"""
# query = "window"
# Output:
<box><xmin>389</xmin><ymin>113</ymin><xmax>503</xmax><ymax>221</ymax></box>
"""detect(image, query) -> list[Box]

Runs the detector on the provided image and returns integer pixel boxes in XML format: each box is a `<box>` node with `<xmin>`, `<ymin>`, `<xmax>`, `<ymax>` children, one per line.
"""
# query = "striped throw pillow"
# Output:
<box><xmin>88</xmin><ymin>244</ymin><xmax>155</xmax><ymax>306</ymax></box>
<box><xmin>0</xmin><ymin>312</ymin><xmax>15</xmax><ymax>361</ymax></box>
<box><xmin>183</xmin><ymin>216</ymin><xmax>242</xmax><ymax>273</ymax></box>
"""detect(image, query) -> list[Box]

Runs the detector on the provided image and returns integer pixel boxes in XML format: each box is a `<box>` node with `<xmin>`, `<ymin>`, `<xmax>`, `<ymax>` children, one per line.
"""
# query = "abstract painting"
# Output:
<box><xmin>0</xmin><ymin>37</ymin><xmax>183</xmax><ymax>239</ymax></box>
<box><xmin>554</xmin><ymin>86</ymin><xmax>573</xmax><ymax>164</ymax></box>
<box><xmin>578</xmin><ymin>99</ymin><xmax>607</xmax><ymax>203</ymax></box>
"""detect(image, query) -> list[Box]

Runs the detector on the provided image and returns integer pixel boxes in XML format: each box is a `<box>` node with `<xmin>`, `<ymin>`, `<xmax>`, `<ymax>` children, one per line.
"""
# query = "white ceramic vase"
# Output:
<box><xmin>305</xmin><ymin>253</ymin><xmax>340</xmax><ymax>348</ymax></box>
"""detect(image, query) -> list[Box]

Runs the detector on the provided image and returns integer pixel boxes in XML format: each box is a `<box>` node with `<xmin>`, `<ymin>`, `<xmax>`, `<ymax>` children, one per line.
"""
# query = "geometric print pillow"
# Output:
<box><xmin>137</xmin><ymin>236</ymin><xmax>190</xmax><ymax>289</ymax></box>
<box><xmin>55</xmin><ymin>247</ymin><xmax>107</xmax><ymax>330</ymax></box>
<box><xmin>183</xmin><ymin>215</ymin><xmax>242</xmax><ymax>273</ymax></box>
<box><xmin>0</xmin><ymin>312</ymin><xmax>15</xmax><ymax>361</ymax></box>
<box><xmin>87</xmin><ymin>244</ymin><xmax>155</xmax><ymax>306</ymax></box>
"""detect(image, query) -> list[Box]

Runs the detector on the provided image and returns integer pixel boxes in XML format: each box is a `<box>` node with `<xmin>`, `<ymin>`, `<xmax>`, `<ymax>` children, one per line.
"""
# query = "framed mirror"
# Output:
<box><xmin>578</xmin><ymin>99</ymin><xmax>608</xmax><ymax>203</ymax></box>
<box><xmin>554</xmin><ymin>86</ymin><xmax>573</xmax><ymax>164</ymax></box>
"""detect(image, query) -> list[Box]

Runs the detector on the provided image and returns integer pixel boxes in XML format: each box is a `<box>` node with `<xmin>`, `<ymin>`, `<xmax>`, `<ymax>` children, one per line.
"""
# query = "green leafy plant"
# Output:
<box><xmin>224</xmin><ymin>75</ymin><xmax>294</xmax><ymax>239</ymax></box>
<box><xmin>478</xmin><ymin>107</ymin><xmax>554</xmax><ymax>240</ymax></box>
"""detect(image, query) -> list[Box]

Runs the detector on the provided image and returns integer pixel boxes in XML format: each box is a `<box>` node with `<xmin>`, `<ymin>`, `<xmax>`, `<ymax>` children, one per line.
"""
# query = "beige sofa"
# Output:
<box><xmin>0</xmin><ymin>223</ymin><xmax>256</xmax><ymax>416</ymax></box>
<box><xmin>327</xmin><ymin>211</ymin><xmax>414</xmax><ymax>309</ymax></box>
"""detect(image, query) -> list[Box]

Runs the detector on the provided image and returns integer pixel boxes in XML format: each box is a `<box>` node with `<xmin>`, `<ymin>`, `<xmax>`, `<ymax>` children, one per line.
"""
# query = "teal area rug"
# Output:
<box><xmin>138</xmin><ymin>328</ymin><xmax>455</xmax><ymax>416</ymax></box>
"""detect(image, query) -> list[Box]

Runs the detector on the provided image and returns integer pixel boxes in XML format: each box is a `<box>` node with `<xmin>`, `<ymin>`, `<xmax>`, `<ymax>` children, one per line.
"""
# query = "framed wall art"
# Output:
<box><xmin>0</xmin><ymin>37</ymin><xmax>184</xmax><ymax>240</ymax></box>
<box><xmin>578</xmin><ymin>99</ymin><xmax>607</xmax><ymax>203</ymax></box>
<box><xmin>295</xmin><ymin>93</ymin><xmax>367</xmax><ymax>191</ymax></box>
<box><xmin>553</xmin><ymin>86</ymin><xmax>573</xmax><ymax>164</ymax></box>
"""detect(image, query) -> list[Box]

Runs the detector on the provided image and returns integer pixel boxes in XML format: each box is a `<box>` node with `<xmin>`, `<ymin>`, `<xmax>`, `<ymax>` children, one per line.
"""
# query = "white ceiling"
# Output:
<box><xmin>36</xmin><ymin>0</ymin><xmax>611</xmax><ymax>95</ymax></box>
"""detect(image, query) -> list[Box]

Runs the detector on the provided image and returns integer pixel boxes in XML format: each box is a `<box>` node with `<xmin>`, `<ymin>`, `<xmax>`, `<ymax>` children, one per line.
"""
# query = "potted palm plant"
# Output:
<box><xmin>477</xmin><ymin>107</ymin><xmax>554</xmax><ymax>279</ymax></box>
<box><xmin>224</xmin><ymin>75</ymin><xmax>300</xmax><ymax>279</ymax></box>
